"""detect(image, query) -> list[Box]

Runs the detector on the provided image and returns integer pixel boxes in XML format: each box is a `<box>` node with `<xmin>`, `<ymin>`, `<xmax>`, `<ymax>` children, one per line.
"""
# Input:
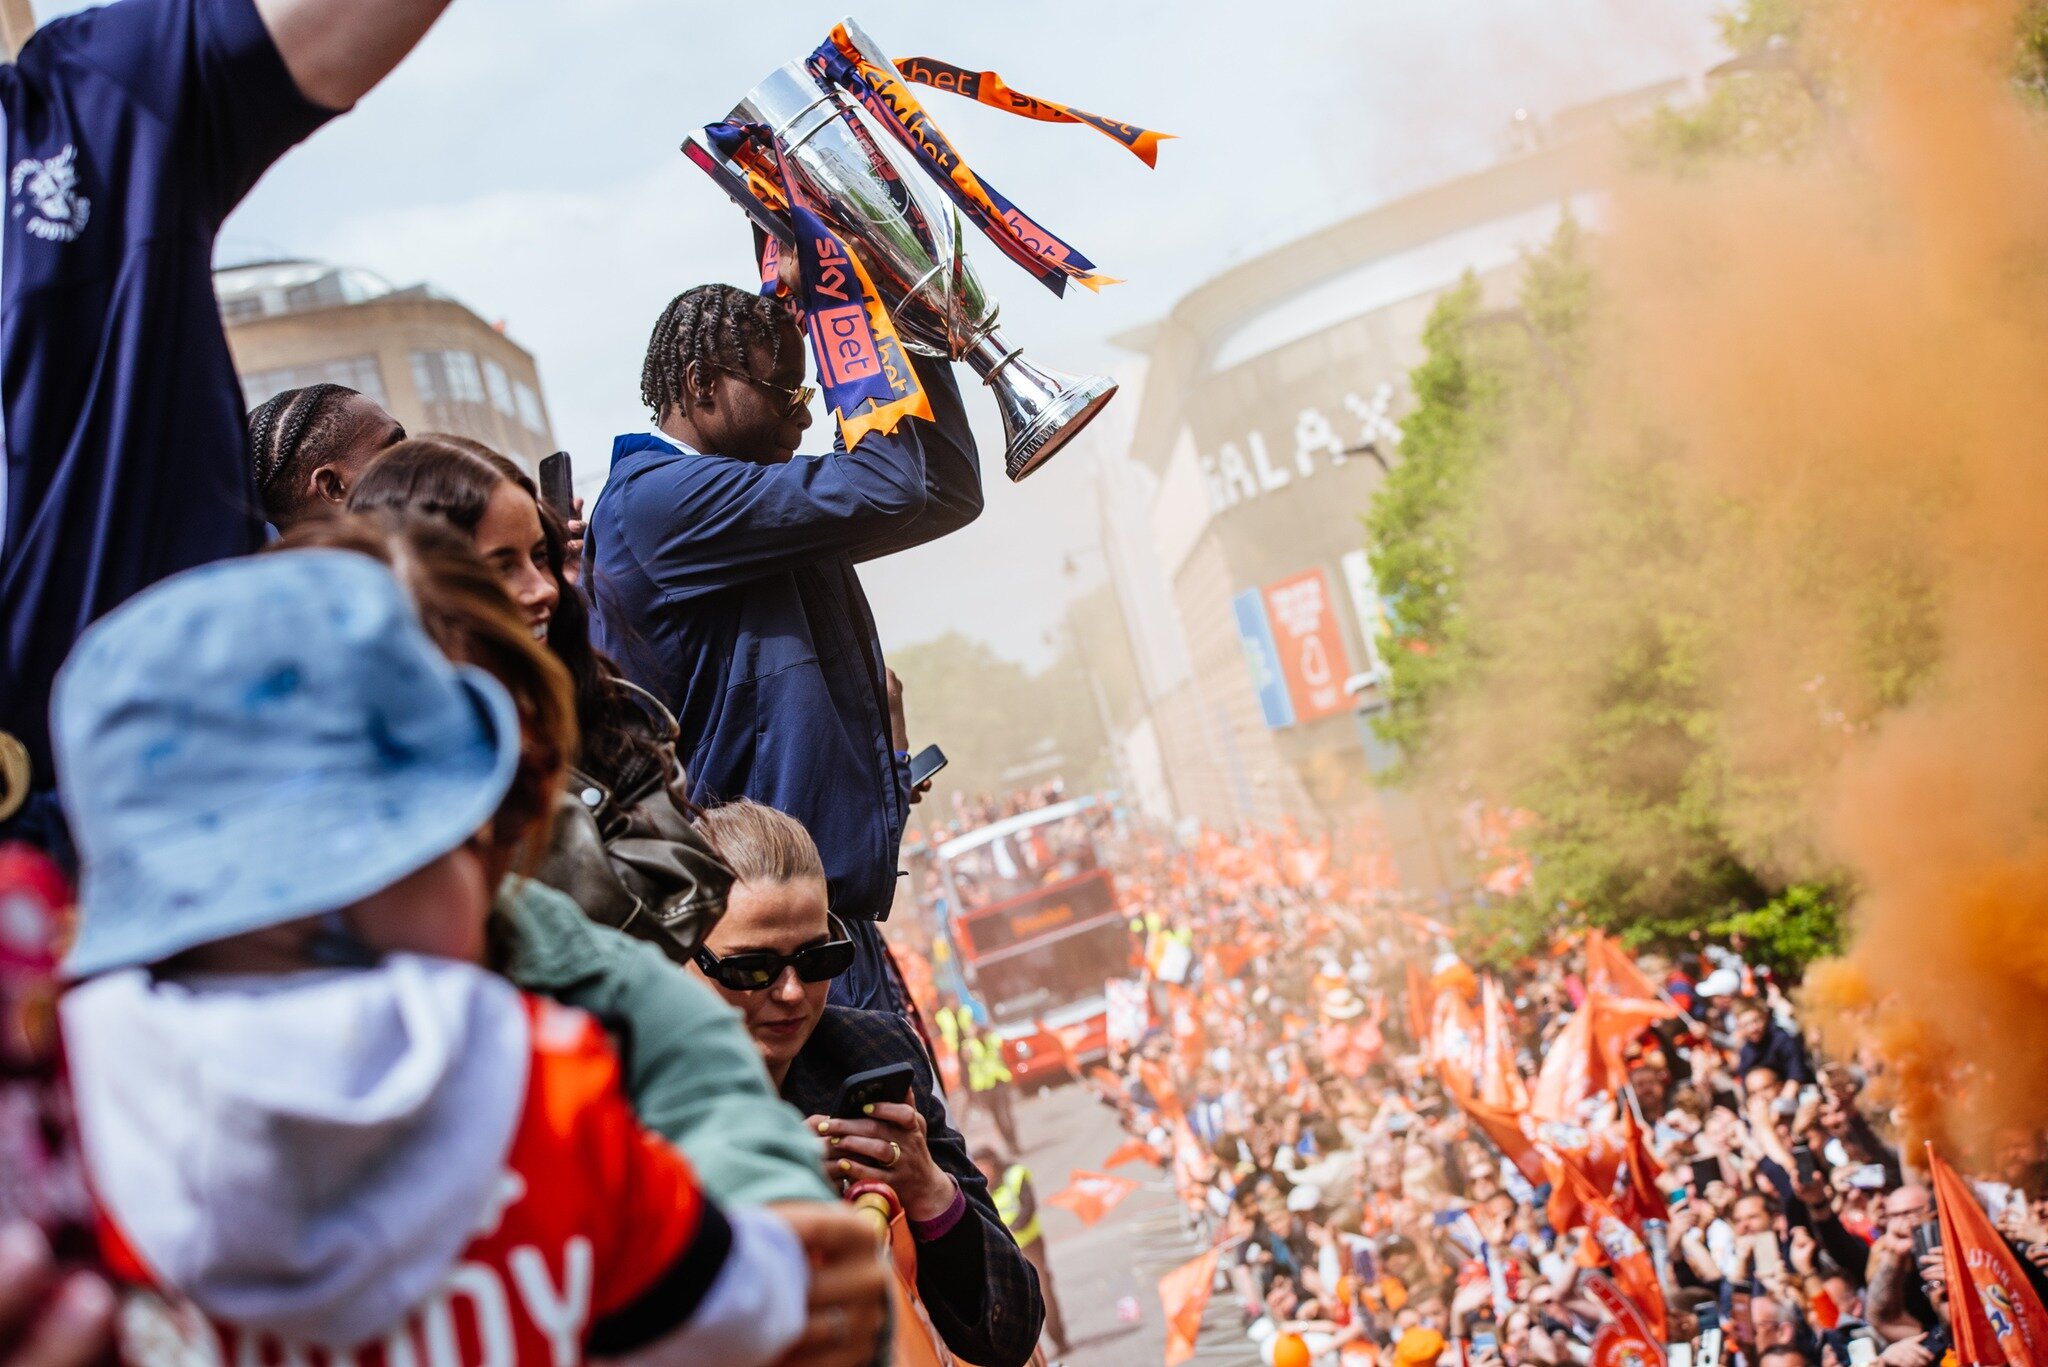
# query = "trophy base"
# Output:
<box><xmin>1004</xmin><ymin>375</ymin><xmax>1118</xmax><ymax>482</ymax></box>
<box><xmin>965</xmin><ymin>333</ymin><xmax>1119</xmax><ymax>482</ymax></box>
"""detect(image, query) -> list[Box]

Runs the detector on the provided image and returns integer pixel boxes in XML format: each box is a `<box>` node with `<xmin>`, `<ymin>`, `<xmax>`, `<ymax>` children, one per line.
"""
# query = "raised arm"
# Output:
<box><xmin>252</xmin><ymin>0</ymin><xmax>453</xmax><ymax>108</ymax></box>
<box><xmin>852</xmin><ymin>354</ymin><xmax>985</xmax><ymax>563</ymax></box>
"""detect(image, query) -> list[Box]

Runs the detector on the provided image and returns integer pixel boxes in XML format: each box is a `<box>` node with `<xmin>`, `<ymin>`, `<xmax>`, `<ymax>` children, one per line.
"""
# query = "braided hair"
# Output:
<box><xmin>246</xmin><ymin>384</ymin><xmax>361</xmax><ymax>525</ymax></box>
<box><xmin>639</xmin><ymin>284</ymin><xmax>788</xmax><ymax>422</ymax></box>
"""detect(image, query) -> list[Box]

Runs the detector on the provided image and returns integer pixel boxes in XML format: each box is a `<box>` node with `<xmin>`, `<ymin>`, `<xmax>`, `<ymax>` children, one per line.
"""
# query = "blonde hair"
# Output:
<box><xmin>695</xmin><ymin>800</ymin><xmax>826</xmax><ymax>888</ymax></box>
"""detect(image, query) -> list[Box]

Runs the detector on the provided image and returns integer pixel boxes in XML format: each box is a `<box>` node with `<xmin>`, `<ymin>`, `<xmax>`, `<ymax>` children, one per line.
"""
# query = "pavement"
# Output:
<box><xmin>956</xmin><ymin>1081</ymin><xmax>1262</xmax><ymax>1367</ymax></box>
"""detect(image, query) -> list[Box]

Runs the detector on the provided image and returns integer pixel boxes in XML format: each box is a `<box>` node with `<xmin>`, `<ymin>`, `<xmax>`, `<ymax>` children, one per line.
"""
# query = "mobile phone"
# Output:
<box><xmin>1473</xmin><ymin>1332</ymin><xmax>1499</xmax><ymax>1353</ymax></box>
<box><xmin>1849</xmin><ymin>1163</ymin><xmax>1889</xmax><ymax>1189</ymax></box>
<box><xmin>1669</xmin><ymin>1344</ymin><xmax>1694</xmax><ymax>1367</ymax></box>
<box><xmin>538</xmin><ymin>451</ymin><xmax>575</xmax><ymax>521</ymax></box>
<box><xmin>1848</xmin><ymin>1336</ymin><xmax>1879</xmax><ymax>1366</ymax></box>
<box><xmin>1700</xmin><ymin>1327</ymin><xmax>1725</xmax><ymax>1367</ymax></box>
<box><xmin>833</xmin><ymin>1061</ymin><xmax>916</xmax><ymax>1119</ymax></box>
<box><xmin>1912</xmin><ymin>1219</ymin><xmax>1943</xmax><ymax>1260</ymax></box>
<box><xmin>908</xmin><ymin>743</ymin><xmax>947</xmax><ymax>788</ymax></box>
<box><xmin>1689</xmin><ymin>1155</ymin><xmax>1724</xmax><ymax>1192</ymax></box>
<box><xmin>1792</xmin><ymin>1141</ymin><xmax>1823</xmax><ymax>1185</ymax></box>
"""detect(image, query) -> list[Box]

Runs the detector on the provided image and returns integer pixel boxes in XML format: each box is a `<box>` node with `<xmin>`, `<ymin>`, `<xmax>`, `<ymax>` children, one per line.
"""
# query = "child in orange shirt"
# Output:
<box><xmin>53</xmin><ymin>551</ymin><xmax>812</xmax><ymax>1365</ymax></box>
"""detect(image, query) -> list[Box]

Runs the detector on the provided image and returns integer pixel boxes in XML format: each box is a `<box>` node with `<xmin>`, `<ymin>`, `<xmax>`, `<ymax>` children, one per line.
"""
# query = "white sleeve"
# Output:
<box><xmin>597</xmin><ymin>1206</ymin><xmax>810</xmax><ymax>1367</ymax></box>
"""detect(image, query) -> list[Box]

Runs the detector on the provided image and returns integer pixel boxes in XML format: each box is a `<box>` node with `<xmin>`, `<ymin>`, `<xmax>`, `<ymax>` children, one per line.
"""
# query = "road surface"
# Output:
<box><xmin>955</xmin><ymin>1081</ymin><xmax>1262</xmax><ymax>1367</ymax></box>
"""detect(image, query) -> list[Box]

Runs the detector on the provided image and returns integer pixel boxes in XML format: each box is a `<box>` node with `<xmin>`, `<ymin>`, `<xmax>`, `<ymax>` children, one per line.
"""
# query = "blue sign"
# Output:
<box><xmin>1232</xmin><ymin>589</ymin><xmax>1297</xmax><ymax>729</ymax></box>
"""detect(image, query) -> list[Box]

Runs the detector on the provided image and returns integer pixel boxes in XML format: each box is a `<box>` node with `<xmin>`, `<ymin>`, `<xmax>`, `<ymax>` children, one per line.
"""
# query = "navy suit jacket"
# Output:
<box><xmin>587</xmin><ymin>355</ymin><xmax>980</xmax><ymax>1010</ymax></box>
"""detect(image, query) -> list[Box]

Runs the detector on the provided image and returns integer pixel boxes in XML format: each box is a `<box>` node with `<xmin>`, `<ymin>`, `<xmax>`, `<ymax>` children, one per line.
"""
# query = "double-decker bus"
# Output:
<box><xmin>932</xmin><ymin>796</ymin><xmax>1131</xmax><ymax>1089</ymax></box>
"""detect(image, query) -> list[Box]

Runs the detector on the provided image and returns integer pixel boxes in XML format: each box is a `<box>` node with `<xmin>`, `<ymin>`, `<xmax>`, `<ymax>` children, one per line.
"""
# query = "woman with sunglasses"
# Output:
<box><xmin>589</xmin><ymin>279</ymin><xmax>984</xmax><ymax>1017</ymax></box>
<box><xmin>691</xmin><ymin>799</ymin><xmax>1048</xmax><ymax>1367</ymax></box>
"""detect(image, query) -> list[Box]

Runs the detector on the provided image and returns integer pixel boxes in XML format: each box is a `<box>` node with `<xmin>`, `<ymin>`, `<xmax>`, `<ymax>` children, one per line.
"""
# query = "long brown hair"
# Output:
<box><xmin>271</xmin><ymin>511</ymin><xmax>576</xmax><ymax>872</ymax></box>
<box><xmin>348</xmin><ymin>437</ymin><xmax>666</xmax><ymax>789</ymax></box>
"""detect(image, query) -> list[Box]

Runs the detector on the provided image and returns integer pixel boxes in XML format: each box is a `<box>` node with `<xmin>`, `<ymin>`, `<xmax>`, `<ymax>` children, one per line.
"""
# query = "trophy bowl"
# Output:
<box><xmin>683</xmin><ymin>22</ymin><xmax>1117</xmax><ymax>481</ymax></box>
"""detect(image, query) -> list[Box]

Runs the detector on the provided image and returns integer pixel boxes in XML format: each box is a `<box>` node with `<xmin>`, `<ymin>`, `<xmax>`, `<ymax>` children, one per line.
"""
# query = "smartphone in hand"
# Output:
<box><xmin>908</xmin><ymin>744</ymin><xmax>947</xmax><ymax>788</ymax></box>
<box><xmin>538</xmin><ymin>451</ymin><xmax>575</xmax><ymax>522</ymax></box>
<box><xmin>833</xmin><ymin>1061</ymin><xmax>916</xmax><ymax>1120</ymax></box>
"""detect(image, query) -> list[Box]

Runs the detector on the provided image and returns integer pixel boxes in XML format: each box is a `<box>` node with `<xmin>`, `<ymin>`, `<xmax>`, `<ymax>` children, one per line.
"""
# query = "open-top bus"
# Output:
<box><xmin>933</xmin><ymin>796</ymin><xmax>1132</xmax><ymax>1089</ymax></box>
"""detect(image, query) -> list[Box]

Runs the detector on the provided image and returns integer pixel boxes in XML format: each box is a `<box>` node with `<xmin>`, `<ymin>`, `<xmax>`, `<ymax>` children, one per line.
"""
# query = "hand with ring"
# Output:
<box><xmin>809</xmin><ymin>1100</ymin><xmax>957</xmax><ymax>1223</ymax></box>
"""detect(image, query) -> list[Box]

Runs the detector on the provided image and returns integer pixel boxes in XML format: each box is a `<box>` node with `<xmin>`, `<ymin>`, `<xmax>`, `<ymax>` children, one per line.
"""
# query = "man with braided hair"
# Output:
<box><xmin>246</xmin><ymin>383</ymin><xmax>406</xmax><ymax>529</ymax></box>
<box><xmin>589</xmin><ymin>278</ymin><xmax>983</xmax><ymax>1014</ymax></box>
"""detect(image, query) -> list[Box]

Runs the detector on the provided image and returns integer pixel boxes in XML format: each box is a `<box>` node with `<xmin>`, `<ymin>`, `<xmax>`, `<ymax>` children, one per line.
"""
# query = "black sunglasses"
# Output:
<box><xmin>704</xmin><ymin>361</ymin><xmax>816</xmax><ymax>418</ymax></box>
<box><xmin>694</xmin><ymin>914</ymin><xmax>856</xmax><ymax>991</ymax></box>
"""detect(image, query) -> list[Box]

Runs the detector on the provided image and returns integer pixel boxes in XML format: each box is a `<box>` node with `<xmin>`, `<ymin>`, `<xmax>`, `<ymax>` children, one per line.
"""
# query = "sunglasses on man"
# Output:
<box><xmin>705</xmin><ymin>360</ymin><xmax>816</xmax><ymax>418</ymax></box>
<box><xmin>694</xmin><ymin>913</ymin><xmax>856</xmax><ymax>991</ymax></box>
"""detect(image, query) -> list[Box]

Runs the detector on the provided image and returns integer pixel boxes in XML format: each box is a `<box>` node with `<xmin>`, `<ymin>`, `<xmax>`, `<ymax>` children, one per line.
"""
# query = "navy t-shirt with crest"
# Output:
<box><xmin>0</xmin><ymin>0</ymin><xmax>335</xmax><ymax>800</ymax></box>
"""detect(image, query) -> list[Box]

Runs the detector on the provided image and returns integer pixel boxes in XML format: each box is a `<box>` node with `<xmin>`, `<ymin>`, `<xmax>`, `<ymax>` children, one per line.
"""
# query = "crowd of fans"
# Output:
<box><xmin>0</xmin><ymin>4</ymin><xmax>2036</xmax><ymax>1367</ymax></box>
<box><xmin>1083</xmin><ymin>832</ymin><xmax>2048</xmax><ymax>1367</ymax></box>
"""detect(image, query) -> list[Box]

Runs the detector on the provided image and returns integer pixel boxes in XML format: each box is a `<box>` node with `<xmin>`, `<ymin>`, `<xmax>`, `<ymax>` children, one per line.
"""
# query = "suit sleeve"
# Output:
<box><xmin>852</xmin><ymin>355</ymin><xmax>985</xmax><ymax>563</ymax></box>
<box><xmin>618</xmin><ymin>431</ymin><xmax>932</xmax><ymax>603</ymax></box>
<box><xmin>52</xmin><ymin>0</ymin><xmax>336</xmax><ymax>222</ymax></box>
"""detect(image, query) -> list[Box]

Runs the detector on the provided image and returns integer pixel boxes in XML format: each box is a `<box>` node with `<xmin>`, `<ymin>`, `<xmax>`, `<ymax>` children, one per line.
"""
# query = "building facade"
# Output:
<box><xmin>217</xmin><ymin>260</ymin><xmax>557</xmax><ymax>472</ymax></box>
<box><xmin>1092</xmin><ymin>108</ymin><xmax>1671</xmax><ymax>873</ymax></box>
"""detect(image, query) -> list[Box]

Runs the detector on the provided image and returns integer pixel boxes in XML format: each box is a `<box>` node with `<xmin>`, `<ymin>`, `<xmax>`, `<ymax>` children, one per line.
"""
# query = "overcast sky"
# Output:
<box><xmin>43</xmin><ymin>0</ymin><xmax>1726</xmax><ymax>663</ymax></box>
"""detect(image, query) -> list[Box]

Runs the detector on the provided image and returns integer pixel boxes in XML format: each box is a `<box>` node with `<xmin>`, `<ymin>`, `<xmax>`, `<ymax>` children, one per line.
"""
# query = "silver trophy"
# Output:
<box><xmin>683</xmin><ymin>18</ymin><xmax>1116</xmax><ymax>482</ymax></box>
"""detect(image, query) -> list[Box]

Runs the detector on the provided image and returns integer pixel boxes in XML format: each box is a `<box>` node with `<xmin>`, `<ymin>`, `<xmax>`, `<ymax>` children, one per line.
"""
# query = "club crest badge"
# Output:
<box><xmin>11</xmin><ymin>145</ymin><xmax>93</xmax><ymax>242</ymax></box>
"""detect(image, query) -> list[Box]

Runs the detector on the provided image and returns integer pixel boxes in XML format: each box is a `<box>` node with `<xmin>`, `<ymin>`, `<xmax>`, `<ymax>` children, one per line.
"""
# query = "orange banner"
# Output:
<box><xmin>1931</xmin><ymin>1142</ymin><xmax>2048</xmax><ymax>1367</ymax></box>
<box><xmin>1160</xmin><ymin>1246</ymin><xmax>1224</xmax><ymax>1367</ymax></box>
<box><xmin>1046</xmin><ymin>1169</ymin><xmax>1139</xmax><ymax>1227</ymax></box>
<box><xmin>894</xmin><ymin>54</ymin><xmax>1174</xmax><ymax>167</ymax></box>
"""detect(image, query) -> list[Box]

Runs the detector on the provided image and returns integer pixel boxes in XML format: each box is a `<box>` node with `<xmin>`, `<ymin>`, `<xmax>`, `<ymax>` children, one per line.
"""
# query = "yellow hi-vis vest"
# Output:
<box><xmin>994</xmin><ymin>1163</ymin><xmax>1041</xmax><ymax>1247</ymax></box>
<box><xmin>935</xmin><ymin>1006</ymin><xmax>964</xmax><ymax>1051</ymax></box>
<box><xmin>965</xmin><ymin>1034</ymin><xmax>1013</xmax><ymax>1092</ymax></box>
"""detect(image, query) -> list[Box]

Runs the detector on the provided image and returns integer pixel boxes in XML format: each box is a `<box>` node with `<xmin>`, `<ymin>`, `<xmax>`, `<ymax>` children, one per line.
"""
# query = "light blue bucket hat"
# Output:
<box><xmin>52</xmin><ymin>550</ymin><xmax>522</xmax><ymax>978</ymax></box>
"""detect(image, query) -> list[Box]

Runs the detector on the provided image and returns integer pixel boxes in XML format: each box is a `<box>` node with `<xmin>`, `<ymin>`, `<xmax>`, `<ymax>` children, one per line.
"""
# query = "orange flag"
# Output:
<box><xmin>1443</xmin><ymin>1064</ymin><xmax>1548</xmax><ymax>1185</ymax></box>
<box><xmin>1533</xmin><ymin>996</ymin><xmax>1676</xmax><ymax>1121</ymax></box>
<box><xmin>1565</xmin><ymin>1162</ymin><xmax>1668</xmax><ymax>1342</ymax></box>
<box><xmin>1480</xmin><ymin>975</ymin><xmax>1530</xmax><ymax>1112</ymax></box>
<box><xmin>1929</xmin><ymin>1143</ymin><xmax>2048</xmax><ymax>1367</ymax></box>
<box><xmin>1432</xmin><ymin>989</ymin><xmax>1483</xmax><ymax>1097</ymax></box>
<box><xmin>1584</xmin><ymin>930</ymin><xmax>1662</xmax><ymax>1002</ymax></box>
<box><xmin>1618</xmin><ymin>1107</ymin><xmax>1668</xmax><ymax>1229</ymax></box>
<box><xmin>1138</xmin><ymin>1056</ymin><xmax>1182</xmax><ymax>1120</ymax></box>
<box><xmin>1535</xmin><ymin>1118</ymin><xmax>1623</xmax><ymax>1234</ymax></box>
<box><xmin>1584</xmin><ymin>1271</ymin><xmax>1668</xmax><ymax>1367</ymax></box>
<box><xmin>1103</xmin><ymin>1138</ymin><xmax>1164</xmax><ymax>1169</ymax></box>
<box><xmin>1046</xmin><ymin>1170</ymin><xmax>1139</xmax><ymax>1227</ymax></box>
<box><xmin>1405</xmin><ymin>959</ymin><xmax>1436</xmax><ymax>1048</ymax></box>
<box><xmin>1160</xmin><ymin>1246</ymin><xmax>1224</xmax><ymax>1367</ymax></box>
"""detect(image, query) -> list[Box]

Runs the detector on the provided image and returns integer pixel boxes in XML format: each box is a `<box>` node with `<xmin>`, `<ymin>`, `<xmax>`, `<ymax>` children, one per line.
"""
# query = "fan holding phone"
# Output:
<box><xmin>688</xmin><ymin>800</ymin><xmax>1048</xmax><ymax>1367</ymax></box>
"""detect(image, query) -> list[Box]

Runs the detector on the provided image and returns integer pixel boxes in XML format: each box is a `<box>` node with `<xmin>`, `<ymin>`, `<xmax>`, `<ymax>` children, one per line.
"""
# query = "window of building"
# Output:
<box><xmin>410</xmin><ymin>349</ymin><xmax>488</xmax><ymax>407</ymax></box>
<box><xmin>240</xmin><ymin>355</ymin><xmax>388</xmax><ymax>411</ymax></box>
<box><xmin>513</xmin><ymin>380</ymin><xmax>547</xmax><ymax>435</ymax></box>
<box><xmin>483</xmin><ymin>358</ymin><xmax>516</xmax><ymax>417</ymax></box>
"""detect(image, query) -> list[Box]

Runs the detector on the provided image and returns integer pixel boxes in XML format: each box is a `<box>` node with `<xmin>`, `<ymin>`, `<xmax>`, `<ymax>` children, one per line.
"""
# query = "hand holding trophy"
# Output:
<box><xmin>684</xmin><ymin>19</ymin><xmax>1169</xmax><ymax>481</ymax></box>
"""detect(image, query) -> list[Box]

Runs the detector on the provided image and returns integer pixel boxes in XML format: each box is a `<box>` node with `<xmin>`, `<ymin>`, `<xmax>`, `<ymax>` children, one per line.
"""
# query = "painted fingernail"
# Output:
<box><xmin>817</xmin><ymin>1121</ymin><xmax>832</xmax><ymax>1135</ymax></box>
<box><xmin>840</xmin><ymin>1159</ymin><xmax>852</xmax><ymax>1174</ymax></box>
<box><xmin>863</xmin><ymin>1103</ymin><xmax>875</xmax><ymax>1115</ymax></box>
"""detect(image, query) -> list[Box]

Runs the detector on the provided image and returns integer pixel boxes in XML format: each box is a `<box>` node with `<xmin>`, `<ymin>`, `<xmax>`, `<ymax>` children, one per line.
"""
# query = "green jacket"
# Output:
<box><xmin>496</xmin><ymin>877</ymin><xmax>831</xmax><ymax>1204</ymax></box>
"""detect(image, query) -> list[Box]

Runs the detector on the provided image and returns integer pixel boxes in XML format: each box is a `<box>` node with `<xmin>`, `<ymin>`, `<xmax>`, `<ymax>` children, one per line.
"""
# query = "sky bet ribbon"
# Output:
<box><xmin>704</xmin><ymin>122</ymin><xmax>932</xmax><ymax>451</ymax></box>
<box><xmin>807</xmin><ymin>25</ymin><xmax>1128</xmax><ymax>298</ymax></box>
<box><xmin>892</xmin><ymin>55</ymin><xmax>1173</xmax><ymax>169</ymax></box>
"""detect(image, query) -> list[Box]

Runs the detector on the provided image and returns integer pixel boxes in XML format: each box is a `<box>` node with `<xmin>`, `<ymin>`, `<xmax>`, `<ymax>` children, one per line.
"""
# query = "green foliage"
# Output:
<box><xmin>1712</xmin><ymin>883</ymin><xmax>1846</xmax><ymax>977</ymax></box>
<box><xmin>1360</xmin><ymin>273</ymin><xmax>1500</xmax><ymax>771</ymax></box>
<box><xmin>2017</xmin><ymin>1</ymin><xmax>2048</xmax><ymax>105</ymax></box>
<box><xmin>886</xmin><ymin>632</ymin><xmax>1111</xmax><ymax>814</ymax></box>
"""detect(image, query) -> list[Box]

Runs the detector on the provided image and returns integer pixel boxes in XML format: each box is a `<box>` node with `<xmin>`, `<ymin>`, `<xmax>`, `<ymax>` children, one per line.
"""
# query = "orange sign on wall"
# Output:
<box><xmin>1261</xmin><ymin>569</ymin><xmax>1355</xmax><ymax>724</ymax></box>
